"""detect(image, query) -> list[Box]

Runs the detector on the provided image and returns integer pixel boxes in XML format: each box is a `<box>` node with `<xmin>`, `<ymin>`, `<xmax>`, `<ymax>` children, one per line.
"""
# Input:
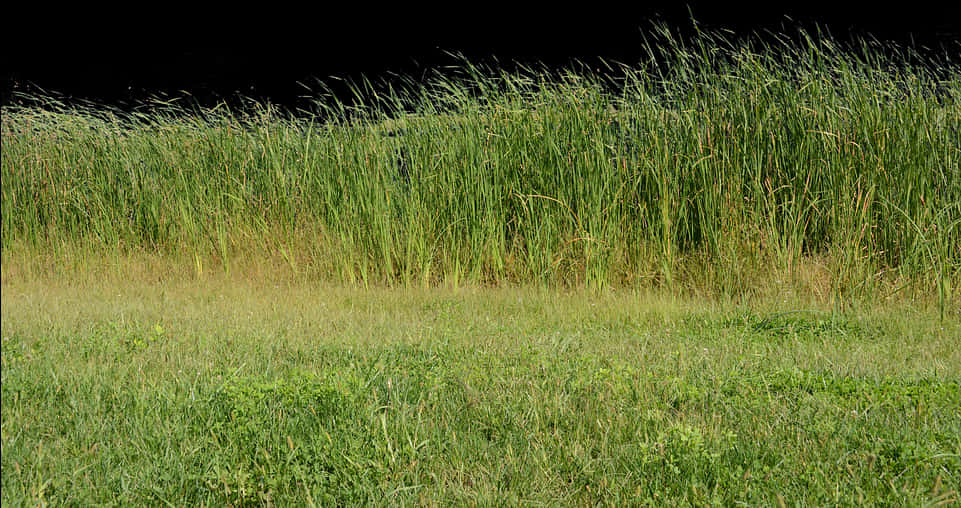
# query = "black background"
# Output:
<box><xmin>3</xmin><ymin>2</ymin><xmax>959</xmax><ymax>111</ymax></box>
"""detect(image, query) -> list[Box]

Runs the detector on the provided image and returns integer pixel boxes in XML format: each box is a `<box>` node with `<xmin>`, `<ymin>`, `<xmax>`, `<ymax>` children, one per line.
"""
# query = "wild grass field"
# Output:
<box><xmin>2</xmin><ymin>26</ymin><xmax>960</xmax><ymax>505</ymax></box>
<box><xmin>2</xmin><ymin>278</ymin><xmax>959</xmax><ymax>505</ymax></box>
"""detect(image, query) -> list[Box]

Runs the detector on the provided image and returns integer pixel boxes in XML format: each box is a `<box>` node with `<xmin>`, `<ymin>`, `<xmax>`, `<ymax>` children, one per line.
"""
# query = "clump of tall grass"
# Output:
<box><xmin>2</xmin><ymin>26</ymin><xmax>959</xmax><ymax>302</ymax></box>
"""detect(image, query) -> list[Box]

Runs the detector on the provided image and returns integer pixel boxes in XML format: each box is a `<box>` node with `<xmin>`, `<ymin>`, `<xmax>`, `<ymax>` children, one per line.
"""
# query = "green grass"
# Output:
<box><xmin>2</xmin><ymin>26</ymin><xmax>959</xmax><ymax>302</ymax></box>
<box><xmin>3</xmin><ymin>25</ymin><xmax>961</xmax><ymax>505</ymax></box>
<box><xmin>2</xmin><ymin>279</ymin><xmax>959</xmax><ymax>505</ymax></box>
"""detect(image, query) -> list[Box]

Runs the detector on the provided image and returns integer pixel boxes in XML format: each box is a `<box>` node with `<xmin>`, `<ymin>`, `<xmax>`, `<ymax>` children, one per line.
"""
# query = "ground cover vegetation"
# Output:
<box><xmin>2</xmin><ymin>25</ymin><xmax>960</xmax><ymax>505</ymax></box>
<box><xmin>2</xmin><ymin>282</ymin><xmax>959</xmax><ymax>505</ymax></box>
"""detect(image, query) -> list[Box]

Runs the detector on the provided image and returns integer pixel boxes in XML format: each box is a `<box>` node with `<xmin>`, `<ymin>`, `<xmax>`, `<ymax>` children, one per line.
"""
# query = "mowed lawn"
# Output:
<box><xmin>2</xmin><ymin>276</ymin><xmax>958</xmax><ymax>506</ymax></box>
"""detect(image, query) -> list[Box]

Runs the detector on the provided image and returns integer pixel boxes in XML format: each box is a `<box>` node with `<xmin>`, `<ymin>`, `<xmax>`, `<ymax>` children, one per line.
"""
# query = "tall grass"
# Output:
<box><xmin>2</xmin><ymin>27</ymin><xmax>959</xmax><ymax>299</ymax></box>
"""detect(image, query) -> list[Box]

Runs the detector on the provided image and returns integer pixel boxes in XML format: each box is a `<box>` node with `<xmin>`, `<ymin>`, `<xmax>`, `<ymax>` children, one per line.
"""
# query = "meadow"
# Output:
<box><xmin>2</xmin><ymin>279</ymin><xmax>959</xmax><ymax>505</ymax></box>
<box><xmin>2</xmin><ymin>26</ymin><xmax>960</xmax><ymax>505</ymax></box>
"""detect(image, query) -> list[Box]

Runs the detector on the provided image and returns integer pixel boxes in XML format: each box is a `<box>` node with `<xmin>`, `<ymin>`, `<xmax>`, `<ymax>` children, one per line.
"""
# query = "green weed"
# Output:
<box><xmin>2</xmin><ymin>26</ymin><xmax>959</xmax><ymax>303</ymax></box>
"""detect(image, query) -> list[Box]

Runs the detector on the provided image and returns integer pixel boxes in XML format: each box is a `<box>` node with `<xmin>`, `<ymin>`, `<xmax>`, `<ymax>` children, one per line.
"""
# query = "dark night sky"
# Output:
<box><xmin>3</xmin><ymin>2</ymin><xmax>959</xmax><ymax>109</ymax></box>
